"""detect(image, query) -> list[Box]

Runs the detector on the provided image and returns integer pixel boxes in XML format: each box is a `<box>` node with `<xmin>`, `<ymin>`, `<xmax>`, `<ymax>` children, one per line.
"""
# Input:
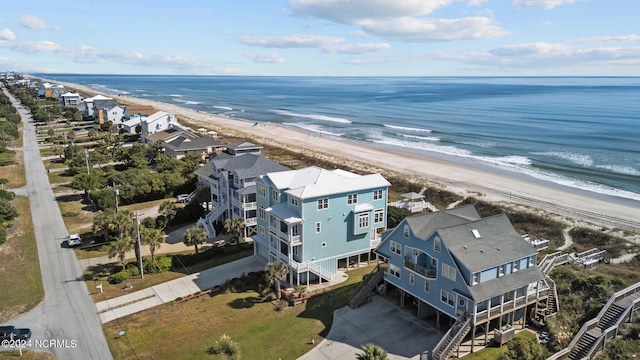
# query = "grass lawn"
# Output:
<box><xmin>119</xmin><ymin>197</ymin><xmax>174</xmax><ymax>215</ymax></box>
<box><xmin>0</xmin><ymin>350</ymin><xmax>55</xmax><ymax>360</ymax></box>
<box><xmin>103</xmin><ymin>264</ymin><xmax>374</xmax><ymax>360</ymax></box>
<box><xmin>47</xmin><ymin>171</ymin><xmax>73</xmax><ymax>185</ymax></box>
<box><xmin>56</xmin><ymin>192</ymin><xmax>95</xmax><ymax>235</ymax></box>
<box><xmin>0</xmin><ymin>196</ymin><xmax>45</xmax><ymax>322</ymax></box>
<box><xmin>1</xmin><ymin>151</ymin><xmax>26</xmax><ymax>189</ymax></box>
<box><xmin>463</xmin><ymin>330</ymin><xmax>538</xmax><ymax>360</ymax></box>
<box><xmin>86</xmin><ymin>248</ymin><xmax>254</xmax><ymax>301</ymax></box>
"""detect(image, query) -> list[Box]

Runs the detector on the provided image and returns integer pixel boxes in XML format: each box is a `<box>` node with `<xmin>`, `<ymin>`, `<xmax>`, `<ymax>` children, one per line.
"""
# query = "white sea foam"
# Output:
<box><xmin>214</xmin><ymin>106</ymin><xmax>233</xmax><ymax>111</ymax></box>
<box><xmin>273</xmin><ymin>110</ymin><xmax>351</xmax><ymax>124</ymax></box>
<box><xmin>459</xmin><ymin>140</ymin><xmax>494</xmax><ymax>148</ymax></box>
<box><xmin>285</xmin><ymin>123</ymin><xmax>342</xmax><ymax>137</ymax></box>
<box><xmin>400</xmin><ymin>134</ymin><xmax>440</xmax><ymax>142</ymax></box>
<box><xmin>536</xmin><ymin>151</ymin><xmax>593</xmax><ymax>167</ymax></box>
<box><xmin>173</xmin><ymin>98</ymin><xmax>200</xmax><ymax>105</ymax></box>
<box><xmin>372</xmin><ymin>137</ymin><xmax>472</xmax><ymax>158</ymax></box>
<box><xmin>383</xmin><ymin>124</ymin><xmax>432</xmax><ymax>133</ymax></box>
<box><xmin>169</xmin><ymin>94</ymin><xmax>182</xmax><ymax>97</ymax></box>
<box><xmin>596</xmin><ymin>164</ymin><xmax>640</xmax><ymax>176</ymax></box>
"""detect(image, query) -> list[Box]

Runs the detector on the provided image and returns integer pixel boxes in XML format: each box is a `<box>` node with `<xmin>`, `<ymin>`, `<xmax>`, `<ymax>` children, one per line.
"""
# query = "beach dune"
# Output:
<box><xmin>58</xmin><ymin>81</ymin><xmax>640</xmax><ymax>233</ymax></box>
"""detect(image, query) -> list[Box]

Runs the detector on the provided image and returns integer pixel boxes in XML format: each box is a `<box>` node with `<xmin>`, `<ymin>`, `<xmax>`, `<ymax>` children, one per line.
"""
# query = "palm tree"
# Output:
<box><xmin>183</xmin><ymin>226</ymin><xmax>207</xmax><ymax>254</ymax></box>
<box><xmin>265</xmin><ymin>262</ymin><xmax>289</xmax><ymax>300</ymax></box>
<box><xmin>224</xmin><ymin>217</ymin><xmax>246</xmax><ymax>244</ymax></box>
<box><xmin>356</xmin><ymin>344</ymin><xmax>388</xmax><ymax>360</ymax></box>
<box><xmin>141</xmin><ymin>227</ymin><xmax>165</xmax><ymax>264</ymax></box>
<box><xmin>47</xmin><ymin>128</ymin><xmax>55</xmax><ymax>140</ymax></box>
<box><xmin>158</xmin><ymin>200</ymin><xmax>177</xmax><ymax>222</ymax></box>
<box><xmin>107</xmin><ymin>237</ymin><xmax>133</xmax><ymax>270</ymax></box>
<box><xmin>93</xmin><ymin>210</ymin><xmax>116</xmax><ymax>242</ymax></box>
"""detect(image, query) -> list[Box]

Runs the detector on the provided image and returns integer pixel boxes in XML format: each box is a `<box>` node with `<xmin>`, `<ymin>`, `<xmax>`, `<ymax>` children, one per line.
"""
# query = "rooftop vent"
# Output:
<box><xmin>471</xmin><ymin>229</ymin><xmax>481</xmax><ymax>239</ymax></box>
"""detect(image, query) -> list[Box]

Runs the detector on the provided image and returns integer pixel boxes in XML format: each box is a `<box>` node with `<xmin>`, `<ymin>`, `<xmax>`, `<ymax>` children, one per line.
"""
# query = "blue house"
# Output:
<box><xmin>375</xmin><ymin>205</ymin><xmax>552</xmax><ymax>357</ymax></box>
<box><xmin>253</xmin><ymin>166</ymin><xmax>390</xmax><ymax>285</ymax></box>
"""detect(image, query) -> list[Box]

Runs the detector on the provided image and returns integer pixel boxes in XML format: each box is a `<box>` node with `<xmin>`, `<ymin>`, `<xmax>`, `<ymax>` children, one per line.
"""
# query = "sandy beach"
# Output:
<box><xmin>56</xmin><ymin>80</ymin><xmax>640</xmax><ymax>233</ymax></box>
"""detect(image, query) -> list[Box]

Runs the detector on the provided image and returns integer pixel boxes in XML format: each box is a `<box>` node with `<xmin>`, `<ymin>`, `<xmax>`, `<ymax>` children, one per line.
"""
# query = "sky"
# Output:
<box><xmin>0</xmin><ymin>0</ymin><xmax>639</xmax><ymax>76</ymax></box>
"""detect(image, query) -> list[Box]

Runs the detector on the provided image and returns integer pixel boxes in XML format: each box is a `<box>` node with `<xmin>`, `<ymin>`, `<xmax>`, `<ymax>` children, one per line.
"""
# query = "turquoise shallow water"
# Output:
<box><xmin>37</xmin><ymin>74</ymin><xmax>640</xmax><ymax>201</ymax></box>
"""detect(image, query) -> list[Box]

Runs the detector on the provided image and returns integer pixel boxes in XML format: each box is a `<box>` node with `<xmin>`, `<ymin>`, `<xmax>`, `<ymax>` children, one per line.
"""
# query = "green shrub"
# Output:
<box><xmin>107</xmin><ymin>270</ymin><xmax>130</xmax><ymax>284</ymax></box>
<box><xmin>0</xmin><ymin>189</ymin><xmax>15</xmax><ymax>201</ymax></box>
<box><xmin>0</xmin><ymin>227</ymin><xmax>6</xmax><ymax>246</ymax></box>
<box><xmin>126</xmin><ymin>263</ymin><xmax>140</xmax><ymax>277</ymax></box>
<box><xmin>208</xmin><ymin>334</ymin><xmax>241</xmax><ymax>359</ymax></box>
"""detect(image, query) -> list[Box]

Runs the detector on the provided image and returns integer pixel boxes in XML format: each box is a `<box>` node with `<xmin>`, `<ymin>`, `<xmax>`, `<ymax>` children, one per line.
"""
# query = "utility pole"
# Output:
<box><xmin>85</xmin><ymin>149</ymin><xmax>90</xmax><ymax>175</ymax></box>
<box><xmin>113</xmin><ymin>182</ymin><xmax>119</xmax><ymax>212</ymax></box>
<box><xmin>136</xmin><ymin>212</ymin><xmax>144</xmax><ymax>279</ymax></box>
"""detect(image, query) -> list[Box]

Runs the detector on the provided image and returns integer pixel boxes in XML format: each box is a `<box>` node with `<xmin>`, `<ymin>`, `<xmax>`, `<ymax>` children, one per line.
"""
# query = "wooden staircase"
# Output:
<box><xmin>568</xmin><ymin>303</ymin><xmax>627</xmax><ymax>359</ymax></box>
<box><xmin>431</xmin><ymin>313</ymin><xmax>472</xmax><ymax>360</ymax></box>
<box><xmin>348</xmin><ymin>265</ymin><xmax>384</xmax><ymax>309</ymax></box>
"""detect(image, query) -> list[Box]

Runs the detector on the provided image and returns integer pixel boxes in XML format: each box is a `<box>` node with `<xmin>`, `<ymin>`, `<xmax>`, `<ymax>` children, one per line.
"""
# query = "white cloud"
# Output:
<box><xmin>360</xmin><ymin>17</ymin><xmax>509</xmax><ymax>42</ymax></box>
<box><xmin>324</xmin><ymin>43</ymin><xmax>390</xmax><ymax>54</ymax></box>
<box><xmin>580</xmin><ymin>34</ymin><xmax>640</xmax><ymax>43</ymax></box>
<box><xmin>290</xmin><ymin>0</ymin><xmax>453</xmax><ymax>23</ymax></box>
<box><xmin>512</xmin><ymin>0</ymin><xmax>581</xmax><ymax>10</ymax></box>
<box><xmin>0</xmin><ymin>28</ymin><xmax>16</xmax><ymax>41</ymax></box>
<box><xmin>290</xmin><ymin>0</ymin><xmax>507</xmax><ymax>43</ymax></box>
<box><xmin>19</xmin><ymin>15</ymin><xmax>61</xmax><ymax>30</ymax></box>
<box><xmin>244</xmin><ymin>51</ymin><xmax>286</xmax><ymax>63</ymax></box>
<box><xmin>429</xmin><ymin>41</ymin><xmax>640</xmax><ymax>70</ymax></box>
<box><xmin>239</xmin><ymin>34</ymin><xmax>343</xmax><ymax>48</ymax></box>
<box><xmin>8</xmin><ymin>40</ymin><xmax>64</xmax><ymax>53</ymax></box>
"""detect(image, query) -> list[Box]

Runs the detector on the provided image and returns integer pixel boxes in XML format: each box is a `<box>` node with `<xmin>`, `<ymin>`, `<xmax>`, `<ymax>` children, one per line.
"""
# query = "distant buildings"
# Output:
<box><xmin>253</xmin><ymin>166</ymin><xmax>390</xmax><ymax>285</ymax></box>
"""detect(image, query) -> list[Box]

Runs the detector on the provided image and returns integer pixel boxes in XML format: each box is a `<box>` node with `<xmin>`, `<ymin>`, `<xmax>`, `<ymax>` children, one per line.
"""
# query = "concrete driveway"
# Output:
<box><xmin>298</xmin><ymin>296</ymin><xmax>443</xmax><ymax>360</ymax></box>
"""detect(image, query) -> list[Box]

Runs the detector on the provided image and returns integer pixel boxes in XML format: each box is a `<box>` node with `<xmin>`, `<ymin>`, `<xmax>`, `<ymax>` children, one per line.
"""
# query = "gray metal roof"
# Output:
<box><xmin>93</xmin><ymin>99</ymin><xmax>119</xmax><ymax>110</ymax></box>
<box><xmin>266</xmin><ymin>202</ymin><xmax>303</xmax><ymax>224</ymax></box>
<box><xmin>401</xmin><ymin>192</ymin><xmax>425</xmax><ymax>200</ymax></box>
<box><xmin>165</xmin><ymin>136</ymin><xmax>222</xmax><ymax>151</ymax></box>
<box><xmin>466</xmin><ymin>266</ymin><xmax>544</xmax><ymax>302</ymax></box>
<box><xmin>441</xmin><ymin>214</ymin><xmax>538</xmax><ymax>273</ymax></box>
<box><xmin>194</xmin><ymin>161</ymin><xmax>214</xmax><ymax>180</ymax></box>
<box><xmin>212</xmin><ymin>154</ymin><xmax>288</xmax><ymax>180</ymax></box>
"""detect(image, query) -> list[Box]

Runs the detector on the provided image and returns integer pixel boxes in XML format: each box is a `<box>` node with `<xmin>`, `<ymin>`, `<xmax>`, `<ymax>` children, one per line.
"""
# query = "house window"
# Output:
<box><xmin>409</xmin><ymin>273</ymin><xmax>415</xmax><ymax>285</ymax></box>
<box><xmin>358</xmin><ymin>213</ymin><xmax>369</xmax><ymax>228</ymax></box>
<box><xmin>374</xmin><ymin>209</ymin><xmax>384</xmax><ymax>223</ymax></box>
<box><xmin>434</xmin><ymin>237</ymin><xmax>441</xmax><ymax>252</ymax></box>
<box><xmin>442</xmin><ymin>263</ymin><xmax>457</xmax><ymax>281</ymax></box>
<box><xmin>472</xmin><ymin>272</ymin><xmax>480</xmax><ymax>285</ymax></box>
<box><xmin>389</xmin><ymin>264</ymin><xmax>401</xmax><ymax>278</ymax></box>
<box><xmin>529</xmin><ymin>255</ymin><xmax>536</xmax><ymax>267</ymax></box>
<box><xmin>513</xmin><ymin>260</ymin><xmax>520</xmax><ymax>272</ymax></box>
<box><xmin>290</xmin><ymin>197</ymin><xmax>298</xmax><ymax>207</ymax></box>
<box><xmin>424</xmin><ymin>281</ymin><xmax>430</xmax><ymax>293</ymax></box>
<box><xmin>373</xmin><ymin>190</ymin><xmax>383</xmax><ymax>200</ymax></box>
<box><xmin>259</xmin><ymin>226</ymin><xmax>265</xmax><ymax>237</ymax></box>
<box><xmin>390</xmin><ymin>241</ymin><xmax>402</xmax><ymax>255</ymax></box>
<box><xmin>403</xmin><ymin>225</ymin><xmax>410</xmax><ymax>238</ymax></box>
<box><xmin>315</xmin><ymin>222</ymin><xmax>321</xmax><ymax>233</ymax></box>
<box><xmin>272</xmin><ymin>190</ymin><xmax>279</xmax><ymax>202</ymax></box>
<box><xmin>498</xmin><ymin>264</ymin><xmax>506</xmax><ymax>277</ymax></box>
<box><xmin>259</xmin><ymin>206</ymin><xmax>266</xmax><ymax>220</ymax></box>
<box><xmin>431</xmin><ymin>258</ymin><xmax>438</xmax><ymax>268</ymax></box>
<box><xmin>347</xmin><ymin>194</ymin><xmax>358</xmax><ymax>205</ymax></box>
<box><xmin>317</xmin><ymin>198</ymin><xmax>328</xmax><ymax>210</ymax></box>
<box><xmin>441</xmin><ymin>290</ymin><xmax>455</xmax><ymax>307</ymax></box>
<box><xmin>258</xmin><ymin>186</ymin><xmax>266</xmax><ymax>198</ymax></box>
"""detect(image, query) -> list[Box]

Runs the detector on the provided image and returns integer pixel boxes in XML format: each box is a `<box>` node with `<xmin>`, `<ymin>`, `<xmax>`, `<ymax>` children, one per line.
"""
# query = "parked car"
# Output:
<box><xmin>11</xmin><ymin>328</ymin><xmax>32</xmax><ymax>341</ymax></box>
<box><xmin>67</xmin><ymin>233</ymin><xmax>82</xmax><ymax>247</ymax></box>
<box><xmin>176</xmin><ymin>194</ymin><xmax>189</xmax><ymax>203</ymax></box>
<box><xmin>0</xmin><ymin>326</ymin><xmax>14</xmax><ymax>340</ymax></box>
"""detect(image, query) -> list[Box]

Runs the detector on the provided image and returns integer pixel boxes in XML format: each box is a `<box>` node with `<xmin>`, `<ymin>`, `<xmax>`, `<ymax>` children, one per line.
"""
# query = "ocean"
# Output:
<box><xmin>36</xmin><ymin>74</ymin><xmax>640</xmax><ymax>202</ymax></box>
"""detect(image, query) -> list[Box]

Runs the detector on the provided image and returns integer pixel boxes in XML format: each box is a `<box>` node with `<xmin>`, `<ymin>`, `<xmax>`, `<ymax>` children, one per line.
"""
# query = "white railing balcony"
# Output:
<box><xmin>291</xmin><ymin>235</ymin><xmax>301</xmax><ymax>246</ymax></box>
<box><xmin>244</xmin><ymin>218</ymin><xmax>257</xmax><ymax>226</ymax></box>
<box><xmin>243</xmin><ymin>201</ymin><xmax>257</xmax><ymax>210</ymax></box>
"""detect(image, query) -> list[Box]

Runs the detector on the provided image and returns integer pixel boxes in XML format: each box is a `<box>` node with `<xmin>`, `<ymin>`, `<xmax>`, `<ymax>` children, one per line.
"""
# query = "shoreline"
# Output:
<box><xmin>52</xmin><ymin>79</ymin><xmax>640</xmax><ymax>232</ymax></box>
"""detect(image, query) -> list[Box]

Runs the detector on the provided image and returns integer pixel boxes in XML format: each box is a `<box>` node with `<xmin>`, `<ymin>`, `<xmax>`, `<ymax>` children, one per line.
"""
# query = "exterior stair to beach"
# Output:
<box><xmin>200</xmin><ymin>200</ymin><xmax>228</xmax><ymax>238</ymax></box>
<box><xmin>348</xmin><ymin>265</ymin><xmax>385</xmax><ymax>309</ymax></box>
<box><xmin>431</xmin><ymin>313</ymin><xmax>472</xmax><ymax>360</ymax></box>
<box><xmin>548</xmin><ymin>282</ymin><xmax>640</xmax><ymax>360</ymax></box>
<box><xmin>545</xmin><ymin>276</ymin><xmax>559</xmax><ymax>316</ymax></box>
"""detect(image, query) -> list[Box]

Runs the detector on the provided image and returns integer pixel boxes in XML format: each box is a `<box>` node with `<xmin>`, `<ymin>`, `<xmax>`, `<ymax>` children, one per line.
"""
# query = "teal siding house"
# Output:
<box><xmin>375</xmin><ymin>205</ymin><xmax>552</xmax><ymax>356</ymax></box>
<box><xmin>253</xmin><ymin>166</ymin><xmax>390</xmax><ymax>285</ymax></box>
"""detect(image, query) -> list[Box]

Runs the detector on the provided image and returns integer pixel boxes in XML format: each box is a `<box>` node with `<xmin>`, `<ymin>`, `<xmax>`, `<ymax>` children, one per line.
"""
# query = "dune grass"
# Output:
<box><xmin>0</xmin><ymin>196</ymin><xmax>45</xmax><ymax>322</ymax></box>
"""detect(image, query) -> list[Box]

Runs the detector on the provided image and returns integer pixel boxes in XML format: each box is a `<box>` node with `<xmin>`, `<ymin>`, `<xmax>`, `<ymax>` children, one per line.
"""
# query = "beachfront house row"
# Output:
<box><xmin>374</xmin><ymin>205</ymin><xmax>551</xmax><ymax>356</ymax></box>
<box><xmin>195</xmin><ymin>153</ymin><xmax>289</xmax><ymax>239</ymax></box>
<box><xmin>253</xmin><ymin>166</ymin><xmax>390</xmax><ymax>285</ymax></box>
<box><xmin>140</xmin><ymin>111</ymin><xmax>178</xmax><ymax>143</ymax></box>
<box><xmin>82</xmin><ymin>95</ymin><xmax>113</xmax><ymax>119</ymax></box>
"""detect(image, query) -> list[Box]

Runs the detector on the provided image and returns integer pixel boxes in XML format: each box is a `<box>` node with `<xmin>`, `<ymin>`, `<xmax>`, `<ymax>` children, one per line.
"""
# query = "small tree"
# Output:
<box><xmin>356</xmin><ymin>344</ymin><xmax>388</xmax><ymax>360</ymax></box>
<box><xmin>141</xmin><ymin>227</ymin><xmax>164</xmax><ymax>264</ymax></box>
<box><xmin>107</xmin><ymin>237</ymin><xmax>133</xmax><ymax>270</ymax></box>
<box><xmin>224</xmin><ymin>217</ymin><xmax>245</xmax><ymax>244</ymax></box>
<box><xmin>183</xmin><ymin>226</ymin><xmax>207</xmax><ymax>254</ymax></box>
<box><xmin>208</xmin><ymin>334</ymin><xmax>240</xmax><ymax>359</ymax></box>
<box><xmin>158</xmin><ymin>200</ymin><xmax>177</xmax><ymax>222</ymax></box>
<box><xmin>265</xmin><ymin>262</ymin><xmax>289</xmax><ymax>300</ymax></box>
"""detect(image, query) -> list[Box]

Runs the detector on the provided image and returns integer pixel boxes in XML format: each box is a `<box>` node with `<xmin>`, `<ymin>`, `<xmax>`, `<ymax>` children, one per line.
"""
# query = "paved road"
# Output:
<box><xmin>1</xmin><ymin>86</ymin><xmax>112</xmax><ymax>359</ymax></box>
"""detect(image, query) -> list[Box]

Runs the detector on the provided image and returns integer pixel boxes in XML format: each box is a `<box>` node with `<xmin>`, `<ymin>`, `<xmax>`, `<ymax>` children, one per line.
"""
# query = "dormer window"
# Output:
<box><xmin>403</xmin><ymin>225</ymin><xmax>410</xmax><ymax>238</ymax></box>
<box><xmin>498</xmin><ymin>264</ymin><xmax>506</xmax><ymax>277</ymax></box>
